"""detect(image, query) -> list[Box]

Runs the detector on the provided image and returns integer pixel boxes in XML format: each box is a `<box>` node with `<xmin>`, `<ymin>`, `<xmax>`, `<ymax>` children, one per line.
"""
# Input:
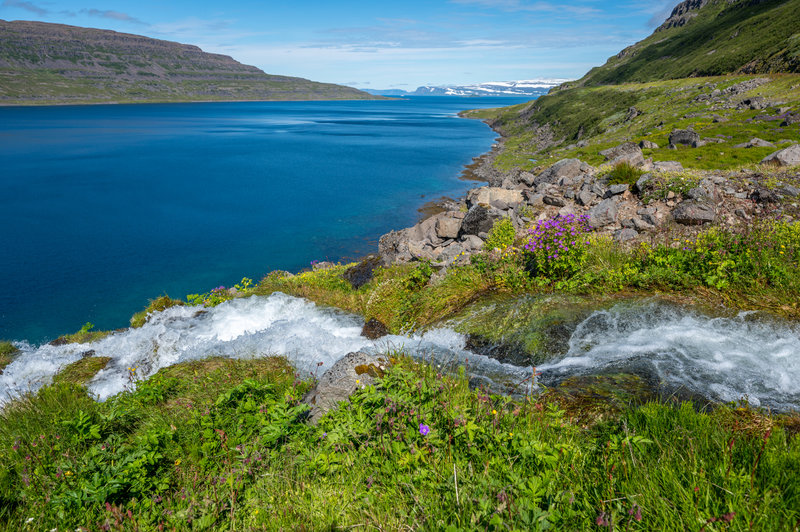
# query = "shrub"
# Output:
<box><xmin>605</xmin><ymin>161</ymin><xmax>645</xmax><ymax>186</ymax></box>
<box><xmin>483</xmin><ymin>217</ymin><xmax>516</xmax><ymax>251</ymax></box>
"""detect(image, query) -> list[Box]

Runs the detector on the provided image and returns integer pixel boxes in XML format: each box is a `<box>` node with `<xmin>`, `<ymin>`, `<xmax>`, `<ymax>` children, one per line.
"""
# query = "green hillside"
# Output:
<box><xmin>574</xmin><ymin>0</ymin><xmax>800</xmax><ymax>87</ymax></box>
<box><xmin>0</xmin><ymin>20</ymin><xmax>379</xmax><ymax>104</ymax></box>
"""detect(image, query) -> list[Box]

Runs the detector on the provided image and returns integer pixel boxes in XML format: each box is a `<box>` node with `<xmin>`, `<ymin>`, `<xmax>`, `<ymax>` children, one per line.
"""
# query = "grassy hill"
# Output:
<box><xmin>574</xmin><ymin>0</ymin><xmax>800</xmax><ymax>87</ymax></box>
<box><xmin>0</xmin><ymin>20</ymin><xmax>379</xmax><ymax>104</ymax></box>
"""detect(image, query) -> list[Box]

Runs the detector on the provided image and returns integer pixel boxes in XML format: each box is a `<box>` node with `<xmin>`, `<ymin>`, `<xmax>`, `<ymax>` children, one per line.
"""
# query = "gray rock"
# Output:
<box><xmin>576</xmin><ymin>187</ymin><xmax>596</xmax><ymax>206</ymax></box>
<box><xmin>461</xmin><ymin>234</ymin><xmax>484</xmax><ymax>251</ymax></box>
<box><xmin>304</xmin><ymin>351</ymin><xmax>390</xmax><ymax>424</ymax></box>
<box><xmin>669</xmin><ymin>129</ymin><xmax>700</xmax><ymax>147</ymax></box>
<box><xmin>692</xmin><ymin>140</ymin><xmax>708</xmax><ymax>148</ymax></box>
<box><xmin>614</xmin><ymin>228</ymin><xmax>638</xmax><ymax>242</ymax></box>
<box><xmin>779</xmin><ymin>185</ymin><xmax>800</xmax><ymax>198</ymax></box>
<box><xmin>543</xmin><ymin>195</ymin><xmax>566</xmax><ymax>207</ymax></box>
<box><xmin>672</xmin><ymin>200</ymin><xmax>716</xmax><ymax>225</ymax></box>
<box><xmin>533</xmin><ymin>158</ymin><xmax>587</xmax><ymax>186</ymax></box>
<box><xmin>626</xmin><ymin>107</ymin><xmax>640</xmax><ymax>121</ymax></box>
<box><xmin>761</xmin><ymin>144</ymin><xmax>800</xmax><ymax>166</ymax></box>
<box><xmin>435</xmin><ymin>215</ymin><xmax>462</xmax><ymax>240</ymax></box>
<box><xmin>605</xmin><ymin>184</ymin><xmax>629</xmax><ymax>197</ymax></box>
<box><xmin>639</xmin><ymin>140</ymin><xmax>659</xmax><ymax>150</ymax></box>
<box><xmin>599</xmin><ymin>142</ymin><xmax>645</xmax><ymax>166</ymax></box>
<box><xmin>342</xmin><ymin>255</ymin><xmax>382</xmax><ymax>289</ymax></box>
<box><xmin>459</xmin><ymin>205</ymin><xmax>495</xmax><ymax>237</ymax></box>
<box><xmin>737</xmin><ymin>97</ymin><xmax>767</xmax><ymax>110</ymax></box>
<box><xmin>635</xmin><ymin>173</ymin><xmax>651</xmax><ymax>193</ymax></box>
<box><xmin>524</xmin><ymin>191</ymin><xmax>545</xmax><ymax>206</ymax></box>
<box><xmin>632</xmin><ymin>216</ymin><xmax>654</xmax><ymax>231</ymax></box>
<box><xmin>361</xmin><ymin>318</ymin><xmax>389</xmax><ymax>340</ymax></box>
<box><xmin>588</xmin><ymin>198</ymin><xmax>618</xmax><ymax>228</ymax></box>
<box><xmin>733</xmin><ymin>137</ymin><xmax>775</xmax><ymax>149</ymax></box>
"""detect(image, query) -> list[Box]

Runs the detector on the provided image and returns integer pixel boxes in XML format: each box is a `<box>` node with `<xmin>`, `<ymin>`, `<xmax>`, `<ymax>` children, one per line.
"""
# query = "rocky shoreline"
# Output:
<box><xmin>377</xmin><ymin>117</ymin><xmax>800</xmax><ymax>269</ymax></box>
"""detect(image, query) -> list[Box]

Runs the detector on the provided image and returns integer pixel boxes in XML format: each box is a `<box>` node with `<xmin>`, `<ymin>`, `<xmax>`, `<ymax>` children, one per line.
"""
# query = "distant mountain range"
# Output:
<box><xmin>364</xmin><ymin>79</ymin><xmax>571</xmax><ymax>97</ymax></box>
<box><xmin>0</xmin><ymin>19</ymin><xmax>379</xmax><ymax>104</ymax></box>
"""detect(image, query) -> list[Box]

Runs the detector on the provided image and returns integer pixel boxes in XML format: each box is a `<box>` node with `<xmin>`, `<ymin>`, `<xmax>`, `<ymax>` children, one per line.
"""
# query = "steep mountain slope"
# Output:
<box><xmin>574</xmin><ymin>0</ymin><xmax>800</xmax><ymax>87</ymax></box>
<box><xmin>0</xmin><ymin>20</ymin><xmax>378</xmax><ymax>104</ymax></box>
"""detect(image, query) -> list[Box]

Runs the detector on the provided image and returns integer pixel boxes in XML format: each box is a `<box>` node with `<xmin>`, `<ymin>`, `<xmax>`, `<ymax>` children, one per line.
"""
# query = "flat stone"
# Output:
<box><xmin>672</xmin><ymin>200</ymin><xmax>716</xmax><ymax>225</ymax></box>
<box><xmin>635</xmin><ymin>173</ymin><xmax>651</xmax><ymax>193</ymax></box>
<box><xmin>460</xmin><ymin>234</ymin><xmax>484</xmax><ymax>251</ymax></box>
<box><xmin>543</xmin><ymin>195</ymin><xmax>566</xmax><ymax>207</ymax></box>
<box><xmin>435</xmin><ymin>215</ymin><xmax>462</xmax><ymax>239</ymax></box>
<box><xmin>605</xmin><ymin>184</ymin><xmax>629</xmax><ymax>197</ymax></box>
<box><xmin>599</xmin><ymin>142</ymin><xmax>645</xmax><ymax>166</ymax></box>
<box><xmin>467</xmin><ymin>187</ymin><xmax>523</xmax><ymax>209</ymax></box>
<box><xmin>614</xmin><ymin>228</ymin><xmax>638</xmax><ymax>242</ymax></box>
<box><xmin>577</xmin><ymin>188</ymin><xmax>595</xmax><ymax>206</ymax></box>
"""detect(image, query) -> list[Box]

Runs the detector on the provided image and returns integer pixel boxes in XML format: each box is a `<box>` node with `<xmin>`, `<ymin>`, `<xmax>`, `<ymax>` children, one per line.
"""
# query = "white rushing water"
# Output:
<box><xmin>3</xmin><ymin>295</ymin><xmax>799</xmax><ymax>411</ymax></box>
<box><xmin>539</xmin><ymin>302</ymin><xmax>800</xmax><ymax>411</ymax></box>
<box><xmin>0</xmin><ymin>293</ymin><xmax>532</xmax><ymax>404</ymax></box>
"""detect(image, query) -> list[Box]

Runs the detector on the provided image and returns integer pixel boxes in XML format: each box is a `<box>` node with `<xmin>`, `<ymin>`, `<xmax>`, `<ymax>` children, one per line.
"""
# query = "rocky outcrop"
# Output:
<box><xmin>672</xmin><ymin>200</ymin><xmax>716</xmax><ymax>225</ymax></box>
<box><xmin>341</xmin><ymin>255</ymin><xmax>381</xmax><ymax>289</ymax></box>
<box><xmin>669</xmin><ymin>129</ymin><xmax>700</xmax><ymax>147</ymax></box>
<box><xmin>599</xmin><ymin>142</ymin><xmax>645</xmax><ymax>166</ymax></box>
<box><xmin>361</xmin><ymin>318</ymin><xmax>390</xmax><ymax>340</ymax></box>
<box><xmin>303</xmin><ymin>351</ymin><xmax>389</xmax><ymax>424</ymax></box>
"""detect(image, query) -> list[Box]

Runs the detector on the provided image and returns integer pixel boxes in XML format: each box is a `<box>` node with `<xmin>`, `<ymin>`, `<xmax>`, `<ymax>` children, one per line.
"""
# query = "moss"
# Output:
<box><xmin>0</xmin><ymin>341</ymin><xmax>19</xmax><ymax>373</ymax></box>
<box><xmin>52</xmin><ymin>356</ymin><xmax>111</xmax><ymax>386</ymax></box>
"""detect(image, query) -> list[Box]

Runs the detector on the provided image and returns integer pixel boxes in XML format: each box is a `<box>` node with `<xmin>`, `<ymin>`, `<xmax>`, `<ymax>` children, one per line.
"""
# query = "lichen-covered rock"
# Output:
<box><xmin>528</xmin><ymin>158</ymin><xmax>589</xmax><ymax>187</ymax></box>
<box><xmin>599</xmin><ymin>142</ymin><xmax>645</xmax><ymax>166</ymax></box>
<box><xmin>669</xmin><ymin>129</ymin><xmax>700</xmax><ymax>147</ymax></box>
<box><xmin>303</xmin><ymin>351</ymin><xmax>390</xmax><ymax>424</ymax></box>
<box><xmin>435</xmin><ymin>215</ymin><xmax>461</xmax><ymax>239</ymax></box>
<box><xmin>459</xmin><ymin>204</ymin><xmax>499</xmax><ymax>237</ymax></box>
<box><xmin>467</xmin><ymin>187</ymin><xmax>523</xmax><ymax>209</ymax></box>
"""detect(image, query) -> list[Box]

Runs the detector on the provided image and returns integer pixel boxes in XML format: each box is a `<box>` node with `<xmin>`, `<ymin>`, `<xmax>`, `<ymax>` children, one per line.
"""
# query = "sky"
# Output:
<box><xmin>0</xmin><ymin>0</ymin><xmax>679</xmax><ymax>89</ymax></box>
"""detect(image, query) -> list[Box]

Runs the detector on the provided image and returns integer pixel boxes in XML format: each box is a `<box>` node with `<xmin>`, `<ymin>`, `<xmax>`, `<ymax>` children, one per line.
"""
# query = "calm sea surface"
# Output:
<box><xmin>0</xmin><ymin>96</ymin><xmax>531</xmax><ymax>343</ymax></box>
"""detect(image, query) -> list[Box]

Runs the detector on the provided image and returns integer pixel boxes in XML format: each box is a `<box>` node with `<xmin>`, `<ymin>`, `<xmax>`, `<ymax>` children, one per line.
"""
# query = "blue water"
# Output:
<box><xmin>0</xmin><ymin>96</ymin><xmax>531</xmax><ymax>343</ymax></box>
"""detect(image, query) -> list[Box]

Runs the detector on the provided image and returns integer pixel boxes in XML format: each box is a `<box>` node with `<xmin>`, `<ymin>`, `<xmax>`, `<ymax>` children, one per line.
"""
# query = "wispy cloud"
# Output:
<box><xmin>81</xmin><ymin>9</ymin><xmax>145</xmax><ymax>25</ymax></box>
<box><xmin>2</xmin><ymin>0</ymin><xmax>47</xmax><ymax>16</ymax></box>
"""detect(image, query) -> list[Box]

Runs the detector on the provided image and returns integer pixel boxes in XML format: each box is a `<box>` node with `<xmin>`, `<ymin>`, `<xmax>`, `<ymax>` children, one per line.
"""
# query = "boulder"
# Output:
<box><xmin>341</xmin><ymin>255</ymin><xmax>382</xmax><ymax>289</ymax></box>
<box><xmin>779</xmin><ymin>185</ymin><xmax>800</xmax><ymax>198</ymax></box>
<box><xmin>672</xmin><ymin>200</ymin><xmax>715</xmax><ymax>225</ymax></box>
<box><xmin>303</xmin><ymin>351</ymin><xmax>389</xmax><ymax>424</ymax></box>
<box><xmin>531</xmin><ymin>158</ymin><xmax>588</xmax><ymax>186</ymax></box>
<box><xmin>459</xmin><ymin>205</ymin><xmax>499</xmax><ymax>237</ymax></box>
<box><xmin>635</xmin><ymin>173</ymin><xmax>651</xmax><ymax>193</ymax></box>
<box><xmin>460</xmin><ymin>234</ymin><xmax>484</xmax><ymax>251</ymax></box>
<box><xmin>749</xmin><ymin>188</ymin><xmax>780</xmax><ymax>204</ymax></box>
<box><xmin>576</xmin><ymin>187</ymin><xmax>596</xmax><ymax>206</ymax></box>
<box><xmin>466</xmin><ymin>187</ymin><xmax>523</xmax><ymax>209</ymax></box>
<box><xmin>435</xmin><ymin>215</ymin><xmax>462</xmax><ymax>239</ymax></box>
<box><xmin>761</xmin><ymin>144</ymin><xmax>800</xmax><ymax>166</ymax></box>
<box><xmin>379</xmin><ymin>229</ymin><xmax>413</xmax><ymax>264</ymax></box>
<box><xmin>669</xmin><ymin>129</ymin><xmax>700</xmax><ymax>147</ymax></box>
<box><xmin>588</xmin><ymin>198</ymin><xmax>618</xmax><ymax>228</ymax></box>
<box><xmin>361</xmin><ymin>318</ymin><xmax>389</xmax><ymax>340</ymax></box>
<box><xmin>639</xmin><ymin>140</ymin><xmax>659</xmax><ymax>150</ymax></box>
<box><xmin>599</xmin><ymin>142</ymin><xmax>645</xmax><ymax>166</ymax></box>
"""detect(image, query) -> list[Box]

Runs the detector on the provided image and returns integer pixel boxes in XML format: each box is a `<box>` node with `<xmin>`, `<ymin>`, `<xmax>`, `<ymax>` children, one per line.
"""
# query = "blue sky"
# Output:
<box><xmin>0</xmin><ymin>0</ymin><xmax>678</xmax><ymax>88</ymax></box>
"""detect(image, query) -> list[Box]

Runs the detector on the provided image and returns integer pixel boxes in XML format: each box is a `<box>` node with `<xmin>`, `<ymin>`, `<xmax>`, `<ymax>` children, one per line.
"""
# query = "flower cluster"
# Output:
<box><xmin>523</xmin><ymin>214</ymin><xmax>592</xmax><ymax>280</ymax></box>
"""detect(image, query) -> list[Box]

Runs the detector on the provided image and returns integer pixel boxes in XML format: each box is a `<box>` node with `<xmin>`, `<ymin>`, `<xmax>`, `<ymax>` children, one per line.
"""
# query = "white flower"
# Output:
<box><xmin>25</xmin><ymin>517</ymin><xmax>34</xmax><ymax>524</ymax></box>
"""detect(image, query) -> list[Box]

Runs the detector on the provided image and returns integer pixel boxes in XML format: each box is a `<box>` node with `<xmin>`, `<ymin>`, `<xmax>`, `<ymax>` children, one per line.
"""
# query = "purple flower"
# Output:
<box><xmin>419</xmin><ymin>423</ymin><xmax>430</xmax><ymax>436</ymax></box>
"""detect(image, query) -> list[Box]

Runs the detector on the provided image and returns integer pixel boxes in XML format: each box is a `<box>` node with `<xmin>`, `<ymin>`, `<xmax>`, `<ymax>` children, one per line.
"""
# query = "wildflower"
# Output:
<box><xmin>492</xmin><ymin>409</ymin><xmax>497</xmax><ymax>415</ymax></box>
<box><xmin>419</xmin><ymin>423</ymin><xmax>430</xmax><ymax>436</ymax></box>
<box><xmin>174</xmin><ymin>458</ymin><xmax>182</xmax><ymax>466</ymax></box>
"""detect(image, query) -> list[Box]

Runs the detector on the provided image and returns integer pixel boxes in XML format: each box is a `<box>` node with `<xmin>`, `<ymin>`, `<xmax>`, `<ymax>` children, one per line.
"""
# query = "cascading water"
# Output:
<box><xmin>0</xmin><ymin>293</ymin><xmax>532</xmax><ymax>404</ymax></box>
<box><xmin>3</xmin><ymin>295</ymin><xmax>799</xmax><ymax>412</ymax></box>
<box><xmin>538</xmin><ymin>301</ymin><xmax>800</xmax><ymax>411</ymax></box>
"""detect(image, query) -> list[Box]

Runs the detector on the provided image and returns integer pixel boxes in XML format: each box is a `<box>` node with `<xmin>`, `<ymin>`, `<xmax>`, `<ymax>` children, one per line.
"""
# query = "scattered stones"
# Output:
<box><xmin>543</xmin><ymin>195</ymin><xmax>566</xmax><ymax>207</ymax></box>
<box><xmin>761</xmin><ymin>144</ymin><xmax>800</xmax><ymax>166</ymax></box>
<box><xmin>750</xmin><ymin>188</ymin><xmax>780</xmax><ymax>204</ymax></box>
<box><xmin>467</xmin><ymin>187</ymin><xmax>523</xmax><ymax>209</ymax></box>
<box><xmin>736</xmin><ymin>97</ymin><xmax>768</xmax><ymax>110</ymax></box>
<box><xmin>303</xmin><ymin>351</ymin><xmax>389</xmax><ymax>424</ymax></box>
<box><xmin>672</xmin><ymin>200</ymin><xmax>716</xmax><ymax>225</ymax></box>
<box><xmin>341</xmin><ymin>255</ymin><xmax>382</xmax><ymax>289</ymax></box>
<box><xmin>529</xmin><ymin>158</ymin><xmax>590</xmax><ymax>186</ymax></box>
<box><xmin>669</xmin><ymin>129</ymin><xmax>700</xmax><ymax>147</ymax></box>
<box><xmin>605</xmin><ymin>184</ymin><xmax>629</xmax><ymax>197</ymax></box>
<box><xmin>361</xmin><ymin>318</ymin><xmax>389</xmax><ymax>340</ymax></box>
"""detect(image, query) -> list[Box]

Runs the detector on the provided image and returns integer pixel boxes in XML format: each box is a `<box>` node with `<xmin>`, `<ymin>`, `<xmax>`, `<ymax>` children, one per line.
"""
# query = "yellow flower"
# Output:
<box><xmin>254</xmin><ymin>509</ymin><xmax>259</xmax><ymax>516</ymax></box>
<box><xmin>175</xmin><ymin>459</ymin><xmax>182</xmax><ymax>466</ymax></box>
<box><xmin>64</xmin><ymin>470</ymin><xmax>73</xmax><ymax>477</ymax></box>
<box><xmin>492</xmin><ymin>409</ymin><xmax>497</xmax><ymax>415</ymax></box>
<box><xmin>355</xmin><ymin>379</ymin><xmax>360</xmax><ymax>385</ymax></box>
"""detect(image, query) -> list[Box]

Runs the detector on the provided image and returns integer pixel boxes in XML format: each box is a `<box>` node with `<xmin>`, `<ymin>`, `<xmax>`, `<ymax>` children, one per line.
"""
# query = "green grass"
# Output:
<box><xmin>52</xmin><ymin>357</ymin><xmax>112</xmax><ymax>386</ymax></box>
<box><xmin>0</xmin><ymin>341</ymin><xmax>18</xmax><ymax>373</ymax></box>
<box><xmin>0</xmin><ymin>355</ymin><xmax>797</xmax><ymax>530</ymax></box>
<box><xmin>466</xmin><ymin>74</ymin><xmax>800</xmax><ymax>173</ymax></box>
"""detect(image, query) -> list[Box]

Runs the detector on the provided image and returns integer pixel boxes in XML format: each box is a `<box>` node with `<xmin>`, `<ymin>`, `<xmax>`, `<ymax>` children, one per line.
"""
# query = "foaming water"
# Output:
<box><xmin>539</xmin><ymin>302</ymin><xmax>800</xmax><ymax>410</ymax></box>
<box><xmin>0</xmin><ymin>293</ymin><xmax>532</xmax><ymax>404</ymax></box>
